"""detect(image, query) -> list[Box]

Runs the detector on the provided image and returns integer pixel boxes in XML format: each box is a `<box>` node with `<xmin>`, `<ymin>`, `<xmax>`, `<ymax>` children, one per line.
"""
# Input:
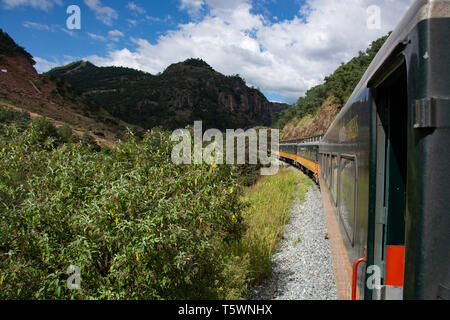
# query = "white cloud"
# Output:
<box><xmin>84</xmin><ymin>0</ymin><xmax>118</xmax><ymax>26</ymax></box>
<box><xmin>87</xmin><ymin>32</ymin><xmax>107</xmax><ymax>42</ymax></box>
<box><xmin>61</xmin><ymin>27</ymin><xmax>77</xmax><ymax>37</ymax></box>
<box><xmin>87</xmin><ymin>0</ymin><xmax>415</xmax><ymax>103</ymax></box>
<box><xmin>34</xmin><ymin>56</ymin><xmax>60</xmax><ymax>73</ymax></box>
<box><xmin>1</xmin><ymin>0</ymin><xmax>62</xmax><ymax>10</ymax></box>
<box><xmin>23</xmin><ymin>21</ymin><xmax>50</xmax><ymax>30</ymax></box>
<box><xmin>23</xmin><ymin>21</ymin><xmax>76</xmax><ymax>38</ymax></box>
<box><xmin>126</xmin><ymin>1</ymin><xmax>146</xmax><ymax>15</ymax></box>
<box><xmin>86</xmin><ymin>30</ymin><xmax>124</xmax><ymax>43</ymax></box>
<box><xmin>108</xmin><ymin>30</ymin><xmax>124</xmax><ymax>37</ymax></box>
<box><xmin>179</xmin><ymin>0</ymin><xmax>205</xmax><ymax>18</ymax></box>
<box><xmin>127</xmin><ymin>19</ymin><xmax>138</xmax><ymax>26</ymax></box>
<box><xmin>108</xmin><ymin>29</ymin><xmax>124</xmax><ymax>42</ymax></box>
<box><xmin>34</xmin><ymin>55</ymin><xmax>82</xmax><ymax>73</ymax></box>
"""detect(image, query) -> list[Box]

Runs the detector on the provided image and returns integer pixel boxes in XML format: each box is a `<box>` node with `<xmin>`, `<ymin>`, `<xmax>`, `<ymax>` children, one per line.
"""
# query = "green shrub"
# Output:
<box><xmin>56</xmin><ymin>125</ymin><xmax>74</xmax><ymax>143</ymax></box>
<box><xmin>0</xmin><ymin>105</ymin><xmax>31</xmax><ymax>133</ymax></box>
<box><xmin>29</xmin><ymin>117</ymin><xmax>59</xmax><ymax>148</ymax></box>
<box><xmin>0</xmin><ymin>125</ymin><xmax>246</xmax><ymax>300</ymax></box>
<box><xmin>81</xmin><ymin>132</ymin><xmax>100</xmax><ymax>152</ymax></box>
<box><xmin>0</xmin><ymin>105</ymin><xmax>30</xmax><ymax>123</ymax></box>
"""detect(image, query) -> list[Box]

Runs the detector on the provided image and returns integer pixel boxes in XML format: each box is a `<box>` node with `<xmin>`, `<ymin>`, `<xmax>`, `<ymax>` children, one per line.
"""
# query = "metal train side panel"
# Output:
<box><xmin>319</xmin><ymin>89</ymin><xmax>372</xmax><ymax>299</ymax></box>
<box><xmin>402</xmin><ymin>16</ymin><xmax>450</xmax><ymax>300</ymax></box>
<box><xmin>320</xmin><ymin>0</ymin><xmax>450</xmax><ymax>300</ymax></box>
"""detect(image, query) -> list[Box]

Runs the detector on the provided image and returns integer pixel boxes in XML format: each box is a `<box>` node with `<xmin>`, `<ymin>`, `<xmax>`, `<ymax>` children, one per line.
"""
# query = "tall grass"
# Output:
<box><xmin>227</xmin><ymin>168</ymin><xmax>312</xmax><ymax>288</ymax></box>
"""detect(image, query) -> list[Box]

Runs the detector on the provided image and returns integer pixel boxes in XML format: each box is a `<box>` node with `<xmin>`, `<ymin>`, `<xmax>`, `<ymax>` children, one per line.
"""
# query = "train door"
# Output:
<box><xmin>372</xmin><ymin>61</ymin><xmax>408</xmax><ymax>300</ymax></box>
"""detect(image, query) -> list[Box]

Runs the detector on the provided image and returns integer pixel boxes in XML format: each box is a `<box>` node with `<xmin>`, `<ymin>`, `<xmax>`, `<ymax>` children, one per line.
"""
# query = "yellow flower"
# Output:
<box><xmin>194</xmin><ymin>178</ymin><xmax>198</xmax><ymax>186</ymax></box>
<box><xmin>229</xmin><ymin>188</ymin><xmax>234</xmax><ymax>194</ymax></box>
<box><xmin>110</xmin><ymin>265</ymin><xmax>113</xmax><ymax>271</ymax></box>
<box><xmin>136</xmin><ymin>252</ymin><xmax>140</xmax><ymax>262</ymax></box>
<box><xmin>115</xmin><ymin>217</ymin><xmax>118</xmax><ymax>226</ymax></box>
<box><xmin>157</xmin><ymin>149</ymin><xmax>160</xmax><ymax>154</ymax></box>
<box><xmin>161</xmin><ymin>168</ymin><xmax>164</xmax><ymax>174</ymax></box>
<box><xmin>232</xmin><ymin>215</ymin><xmax>236</xmax><ymax>221</ymax></box>
<box><xmin>121</xmin><ymin>149</ymin><xmax>125</xmax><ymax>154</ymax></box>
<box><xmin>199</xmin><ymin>217</ymin><xmax>203</xmax><ymax>224</ymax></box>
<box><xmin>212</xmin><ymin>163</ymin><xmax>217</xmax><ymax>169</ymax></box>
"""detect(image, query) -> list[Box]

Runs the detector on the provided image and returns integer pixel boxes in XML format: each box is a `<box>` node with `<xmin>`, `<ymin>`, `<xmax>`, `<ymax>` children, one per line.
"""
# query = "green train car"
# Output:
<box><xmin>321</xmin><ymin>0</ymin><xmax>449</xmax><ymax>300</ymax></box>
<box><xmin>281</xmin><ymin>0</ymin><xmax>449</xmax><ymax>300</ymax></box>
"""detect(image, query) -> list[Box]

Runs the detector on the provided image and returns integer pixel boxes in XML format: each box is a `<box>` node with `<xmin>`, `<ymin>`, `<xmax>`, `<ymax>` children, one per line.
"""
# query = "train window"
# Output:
<box><xmin>320</xmin><ymin>154</ymin><xmax>325</xmax><ymax>180</ymax></box>
<box><xmin>339</xmin><ymin>156</ymin><xmax>358</xmax><ymax>246</ymax></box>
<box><xmin>327</xmin><ymin>155</ymin><xmax>332</xmax><ymax>189</ymax></box>
<box><xmin>331</xmin><ymin>155</ymin><xmax>339</xmax><ymax>207</ymax></box>
<box><xmin>321</xmin><ymin>154</ymin><xmax>325</xmax><ymax>178</ymax></box>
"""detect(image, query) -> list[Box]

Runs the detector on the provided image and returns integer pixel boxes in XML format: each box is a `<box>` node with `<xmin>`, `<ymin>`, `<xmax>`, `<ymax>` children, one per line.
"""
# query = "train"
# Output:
<box><xmin>278</xmin><ymin>0</ymin><xmax>449</xmax><ymax>300</ymax></box>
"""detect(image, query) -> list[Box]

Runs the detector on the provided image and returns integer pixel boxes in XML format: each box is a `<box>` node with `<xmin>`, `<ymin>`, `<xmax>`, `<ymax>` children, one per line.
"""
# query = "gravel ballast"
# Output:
<box><xmin>248</xmin><ymin>175</ymin><xmax>338</xmax><ymax>300</ymax></box>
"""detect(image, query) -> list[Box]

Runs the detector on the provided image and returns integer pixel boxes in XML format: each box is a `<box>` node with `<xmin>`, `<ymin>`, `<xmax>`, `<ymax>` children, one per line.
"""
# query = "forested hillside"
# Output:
<box><xmin>274</xmin><ymin>34</ymin><xmax>389</xmax><ymax>140</ymax></box>
<box><xmin>47</xmin><ymin>59</ymin><xmax>289</xmax><ymax>131</ymax></box>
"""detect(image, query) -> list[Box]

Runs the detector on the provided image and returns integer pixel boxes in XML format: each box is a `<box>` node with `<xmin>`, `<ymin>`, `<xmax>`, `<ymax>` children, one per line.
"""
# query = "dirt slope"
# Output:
<box><xmin>282</xmin><ymin>96</ymin><xmax>341</xmax><ymax>141</ymax></box>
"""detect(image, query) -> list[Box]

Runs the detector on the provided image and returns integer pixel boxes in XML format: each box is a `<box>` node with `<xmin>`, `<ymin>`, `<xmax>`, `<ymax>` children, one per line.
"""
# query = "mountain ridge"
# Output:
<box><xmin>47</xmin><ymin>58</ymin><xmax>289</xmax><ymax>131</ymax></box>
<box><xmin>1</xmin><ymin>28</ymin><xmax>287</xmax><ymax>145</ymax></box>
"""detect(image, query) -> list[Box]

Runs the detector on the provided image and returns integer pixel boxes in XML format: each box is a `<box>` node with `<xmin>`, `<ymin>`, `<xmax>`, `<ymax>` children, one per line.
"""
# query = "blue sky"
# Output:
<box><xmin>1</xmin><ymin>1</ymin><xmax>191</xmax><ymax>66</ymax></box>
<box><xmin>0</xmin><ymin>0</ymin><xmax>414</xmax><ymax>103</ymax></box>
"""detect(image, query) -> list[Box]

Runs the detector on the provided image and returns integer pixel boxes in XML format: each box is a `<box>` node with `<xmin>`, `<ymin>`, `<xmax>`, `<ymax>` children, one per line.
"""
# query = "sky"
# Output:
<box><xmin>0</xmin><ymin>0</ymin><xmax>415</xmax><ymax>103</ymax></box>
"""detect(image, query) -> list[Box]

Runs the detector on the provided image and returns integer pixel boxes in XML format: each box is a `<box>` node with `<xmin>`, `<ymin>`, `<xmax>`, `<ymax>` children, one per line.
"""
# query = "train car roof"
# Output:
<box><xmin>324</xmin><ymin>0</ymin><xmax>450</xmax><ymax>139</ymax></box>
